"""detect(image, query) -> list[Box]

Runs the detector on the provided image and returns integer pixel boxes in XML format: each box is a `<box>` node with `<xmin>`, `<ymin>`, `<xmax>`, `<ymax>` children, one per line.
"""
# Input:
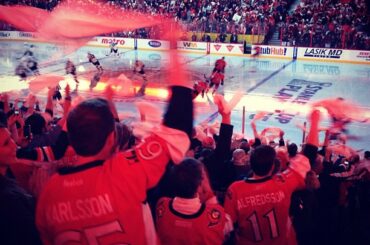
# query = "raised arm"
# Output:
<box><xmin>104</xmin><ymin>85</ymin><xmax>119</xmax><ymax>122</ymax></box>
<box><xmin>2</xmin><ymin>93</ymin><xmax>10</xmax><ymax>114</ymax></box>
<box><xmin>162</xmin><ymin>49</ymin><xmax>193</xmax><ymax>139</ymax></box>
<box><xmin>44</xmin><ymin>87</ymin><xmax>55</xmax><ymax>117</ymax></box>
<box><xmin>303</xmin><ymin>109</ymin><xmax>320</xmax><ymax>164</ymax></box>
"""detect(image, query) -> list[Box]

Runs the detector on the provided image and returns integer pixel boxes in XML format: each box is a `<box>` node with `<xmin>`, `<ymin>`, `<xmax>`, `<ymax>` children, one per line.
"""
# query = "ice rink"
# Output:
<box><xmin>1</xmin><ymin>41</ymin><xmax>370</xmax><ymax>151</ymax></box>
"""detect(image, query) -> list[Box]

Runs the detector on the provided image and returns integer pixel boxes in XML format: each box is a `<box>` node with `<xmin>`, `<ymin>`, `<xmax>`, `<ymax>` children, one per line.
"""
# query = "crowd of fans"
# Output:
<box><xmin>0</xmin><ymin>1</ymin><xmax>370</xmax><ymax>244</ymax></box>
<box><xmin>279</xmin><ymin>0</ymin><xmax>370</xmax><ymax>49</ymax></box>
<box><xmin>1</xmin><ymin>0</ymin><xmax>369</xmax><ymax>49</ymax></box>
<box><xmin>1</xmin><ymin>76</ymin><xmax>370</xmax><ymax>244</ymax></box>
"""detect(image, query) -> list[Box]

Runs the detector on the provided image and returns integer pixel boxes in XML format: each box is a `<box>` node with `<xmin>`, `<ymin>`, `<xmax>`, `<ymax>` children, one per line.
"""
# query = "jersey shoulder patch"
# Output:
<box><xmin>156</xmin><ymin>198</ymin><xmax>169</xmax><ymax>218</ymax></box>
<box><xmin>207</xmin><ymin>206</ymin><xmax>223</xmax><ymax>227</ymax></box>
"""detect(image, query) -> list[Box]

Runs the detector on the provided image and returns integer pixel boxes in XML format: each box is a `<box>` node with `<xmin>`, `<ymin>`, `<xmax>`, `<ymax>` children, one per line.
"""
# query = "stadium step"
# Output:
<box><xmin>268</xmin><ymin>30</ymin><xmax>281</xmax><ymax>46</ymax></box>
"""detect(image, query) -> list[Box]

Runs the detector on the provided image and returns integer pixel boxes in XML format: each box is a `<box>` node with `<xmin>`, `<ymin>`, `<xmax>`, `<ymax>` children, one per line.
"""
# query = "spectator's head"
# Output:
<box><xmin>239</xmin><ymin>139</ymin><xmax>250</xmax><ymax>153</ymax></box>
<box><xmin>171</xmin><ymin>158</ymin><xmax>203</xmax><ymax>198</ymax></box>
<box><xmin>232</xmin><ymin>148</ymin><xmax>248</xmax><ymax>166</ymax></box>
<box><xmin>201</xmin><ymin>135</ymin><xmax>215</xmax><ymax>149</ymax></box>
<box><xmin>269</xmin><ymin>140</ymin><xmax>277</xmax><ymax>148</ymax></box>
<box><xmin>0</xmin><ymin>109</ymin><xmax>7</xmax><ymax>128</ymax></box>
<box><xmin>305</xmin><ymin>170</ymin><xmax>320</xmax><ymax>190</ymax></box>
<box><xmin>190</xmin><ymin>138</ymin><xmax>202</xmax><ymax>151</ymax></box>
<box><xmin>250</xmin><ymin>145</ymin><xmax>276</xmax><ymax>177</ymax></box>
<box><xmin>231</xmin><ymin>133</ymin><xmax>244</xmax><ymax>150</ymax></box>
<box><xmin>0</xmin><ymin>112</ymin><xmax>17</xmax><ymax>169</ymax></box>
<box><xmin>349</xmin><ymin>154</ymin><xmax>360</xmax><ymax>164</ymax></box>
<box><xmin>67</xmin><ymin>98</ymin><xmax>115</xmax><ymax>157</ymax></box>
<box><xmin>197</xmin><ymin>147</ymin><xmax>213</xmax><ymax>162</ymax></box>
<box><xmin>287</xmin><ymin>143</ymin><xmax>298</xmax><ymax>157</ymax></box>
<box><xmin>187</xmin><ymin>138</ymin><xmax>202</xmax><ymax>158</ymax></box>
<box><xmin>115</xmin><ymin>122</ymin><xmax>133</xmax><ymax>152</ymax></box>
<box><xmin>312</xmin><ymin>154</ymin><xmax>324</xmax><ymax>174</ymax></box>
<box><xmin>276</xmin><ymin>147</ymin><xmax>289</xmax><ymax>170</ymax></box>
<box><xmin>24</xmin><ymin>112</ymin><xmax>46</xmax><ymax>136</ymax></box>
<box><xmin>365</xmin><ymin>151</ymin><xmax>370</xmax><ymax>160</ymax></box>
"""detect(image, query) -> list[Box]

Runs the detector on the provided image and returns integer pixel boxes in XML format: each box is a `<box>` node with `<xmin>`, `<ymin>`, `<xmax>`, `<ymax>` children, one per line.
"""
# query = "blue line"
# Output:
<box><xmin>246</xmin><ymin>60</ymin><xmax>295</xmax><ymax>93</ymax></box>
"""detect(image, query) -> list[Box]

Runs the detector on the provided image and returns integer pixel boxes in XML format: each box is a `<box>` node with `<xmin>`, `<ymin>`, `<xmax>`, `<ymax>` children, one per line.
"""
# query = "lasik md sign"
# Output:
<box><xmin>304</xmin><ymin>48</ymin><xmax>343</xmax><ymax>59</ymax></box>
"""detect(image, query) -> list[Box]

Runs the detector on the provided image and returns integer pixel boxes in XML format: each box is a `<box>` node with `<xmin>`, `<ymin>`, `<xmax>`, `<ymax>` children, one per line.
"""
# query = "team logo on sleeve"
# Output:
<box><xmin>156</xmin><ymin>201</ymin><xmax>165</xmax><ymax>218</ymax></box>
<box><xmin>207</xmin><ymin>209</ymin><xmax>221</xmax><ymax>227</ymax></box>
<box><xmin>137</xmin><ymin>141</ymin><xmax>163</xmax><ymax>160</ymax></box>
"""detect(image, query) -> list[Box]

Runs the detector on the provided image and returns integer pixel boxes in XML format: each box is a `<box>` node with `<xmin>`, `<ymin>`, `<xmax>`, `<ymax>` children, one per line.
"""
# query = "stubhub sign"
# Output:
<box><xmin>251</xmin><ymin>45</ymin><xmax>294</xmax><ymax>58</ymax></box>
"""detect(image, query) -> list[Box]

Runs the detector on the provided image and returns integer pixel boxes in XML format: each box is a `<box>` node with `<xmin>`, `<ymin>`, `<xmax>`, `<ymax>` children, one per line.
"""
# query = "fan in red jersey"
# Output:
<box><xmin>36</xmin><ymin>33</ymin><xmax>193</xmax><ymax>244</ymax></box>
<box><xmin>224</xmin><ymin>109</ymin><xmax>321</xmax><ymax>245</ymax></box>
<box><xmin>156</xmin><ymin>158</ymin><xmax>232</xmax><ymax>245</ymax></box>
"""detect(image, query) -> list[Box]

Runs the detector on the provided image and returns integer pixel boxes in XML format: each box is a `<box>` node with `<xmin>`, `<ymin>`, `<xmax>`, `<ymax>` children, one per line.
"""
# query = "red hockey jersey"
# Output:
<box><xmin>156</xmin><ymin>197</ymin><xmax>227</xmax><ymax>245</ymax></box>
<box><xmin>211</xmin><ymin>72</ymin><xmax>224</xmax><ymax>85</ymax></box>
<box><xmin>215</xmin><ymin>59</ymin><xmax>226</xmax><ymax>71</ymax></box>
<box><xmin>36</xmin><ymin>135</ymin><xmax>171</xmax><ymax>245</ymax></box>
<box><xmin>224</xmin><ymin>154</ymin><xmax>310</xmax><ymax>245</ymax></box>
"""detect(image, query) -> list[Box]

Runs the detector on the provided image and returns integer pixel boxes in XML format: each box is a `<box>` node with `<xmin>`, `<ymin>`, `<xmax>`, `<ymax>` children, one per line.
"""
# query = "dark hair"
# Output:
<box><xmin>171</xmin><ymin>158</ymin><xmax>203</xmax><ymax>198</ymax></box>
<box><xmin>24</xmin><ymin>112</ymin><xmax>45</xmax><ymax>136</ymax></box>
<box><xmin>365</xmin><ymin>151</ymin><xmax>370</xmax><ymax>160</ymax></box>
<box><xmin>198</xmin><ymin>148</ymin><xmax>213</xmax><ymax>160</ymax></box>
<box><xmin>240</xmin><ymin>140</ymin><xmax>250</xmax><ymax>153</ymax></box>
<box><xmin>115</xmin><ymin>122</ymin><xmax>133</xmax><ymax>151</ymax></box>
<box><xmin>190</xmin><ymin>138</ymin><xmax>202</xmax><ymax>150</ymax></box>
<box><xmin>67</xmin><ymin>98</ymin><xmax>114</xmax><ymax>156</ymax></box>
<box><xmin>288</xmin><ymin>143</ymin><xmax>298</xmax><ymax>157</ymax></box>
<box><xmin>0</xmin><ymin>109</ymin><xmax>7</xmax><ymax>128</ymax></box>
<box><xmin>350</xmin><ymin>154</ymin><xmax>360</xmax><ymax>164</ymax></box>
<box><xmin>250</xmin><ymin>145</ymin><xmax>276</xmax><ymax>176</ymax></box>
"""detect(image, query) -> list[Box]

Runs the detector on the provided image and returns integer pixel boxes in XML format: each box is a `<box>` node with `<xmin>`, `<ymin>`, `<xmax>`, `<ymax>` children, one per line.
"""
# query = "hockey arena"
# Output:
<box><xmin>0</xmin><ymin>0</ymin><xmax>370</xmax><ymax>245</ymax></box>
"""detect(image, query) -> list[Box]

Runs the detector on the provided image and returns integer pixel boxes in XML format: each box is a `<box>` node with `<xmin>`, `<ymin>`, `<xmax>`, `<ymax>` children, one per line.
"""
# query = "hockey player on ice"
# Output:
<box><xmin>107</xmin><ymin>42</ymin><xmax>119</xmax><ymax>57</ymax></box>
<box><xmin>133</xmin><ymin>60</ymin><xmax>147</xmax><ymax>96</ymax></box>
<box><xmin>205</xmin><ymin>71</ymin><xmax>224</xmax><ymax>95</ymax></box>
<box><xmin>87</xmin><ymin>52</ymin><xmax>103</xmax><ymax>72</ymax></box>
<box><xmin>15</xmin><ymin>55</ymin><xmax>40</xmax><ymax>80</ymax></box>
<box><xmin>192</xmin><ymin>80</ymin><xmax>209</xmax><ymax>99</ymax></box>
<box><xmin>65</xmin><ymin>59</ymin><xmax>79</xmax><ymax>91</ymax></box>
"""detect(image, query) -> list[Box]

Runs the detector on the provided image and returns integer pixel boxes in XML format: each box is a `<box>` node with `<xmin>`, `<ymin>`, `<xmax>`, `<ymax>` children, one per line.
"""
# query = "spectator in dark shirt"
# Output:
<box><xmin>191</xmin><ymin>32</ymin><xmax>197</xmax><ymax>41</ymax></box>
<box><xmin>219</xmin><ymin>32</ymin><xmax>227</xmax><ymax>43</ymax></box>
<box><xmin>230</xmin><ymin>32</ymin><xmax>238</xmax><ymax>43</ymax></box>
<box><xmin>0</xmin><ymin>111</ymin><xmax>42</xmax><ymax>245</ymax></box>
